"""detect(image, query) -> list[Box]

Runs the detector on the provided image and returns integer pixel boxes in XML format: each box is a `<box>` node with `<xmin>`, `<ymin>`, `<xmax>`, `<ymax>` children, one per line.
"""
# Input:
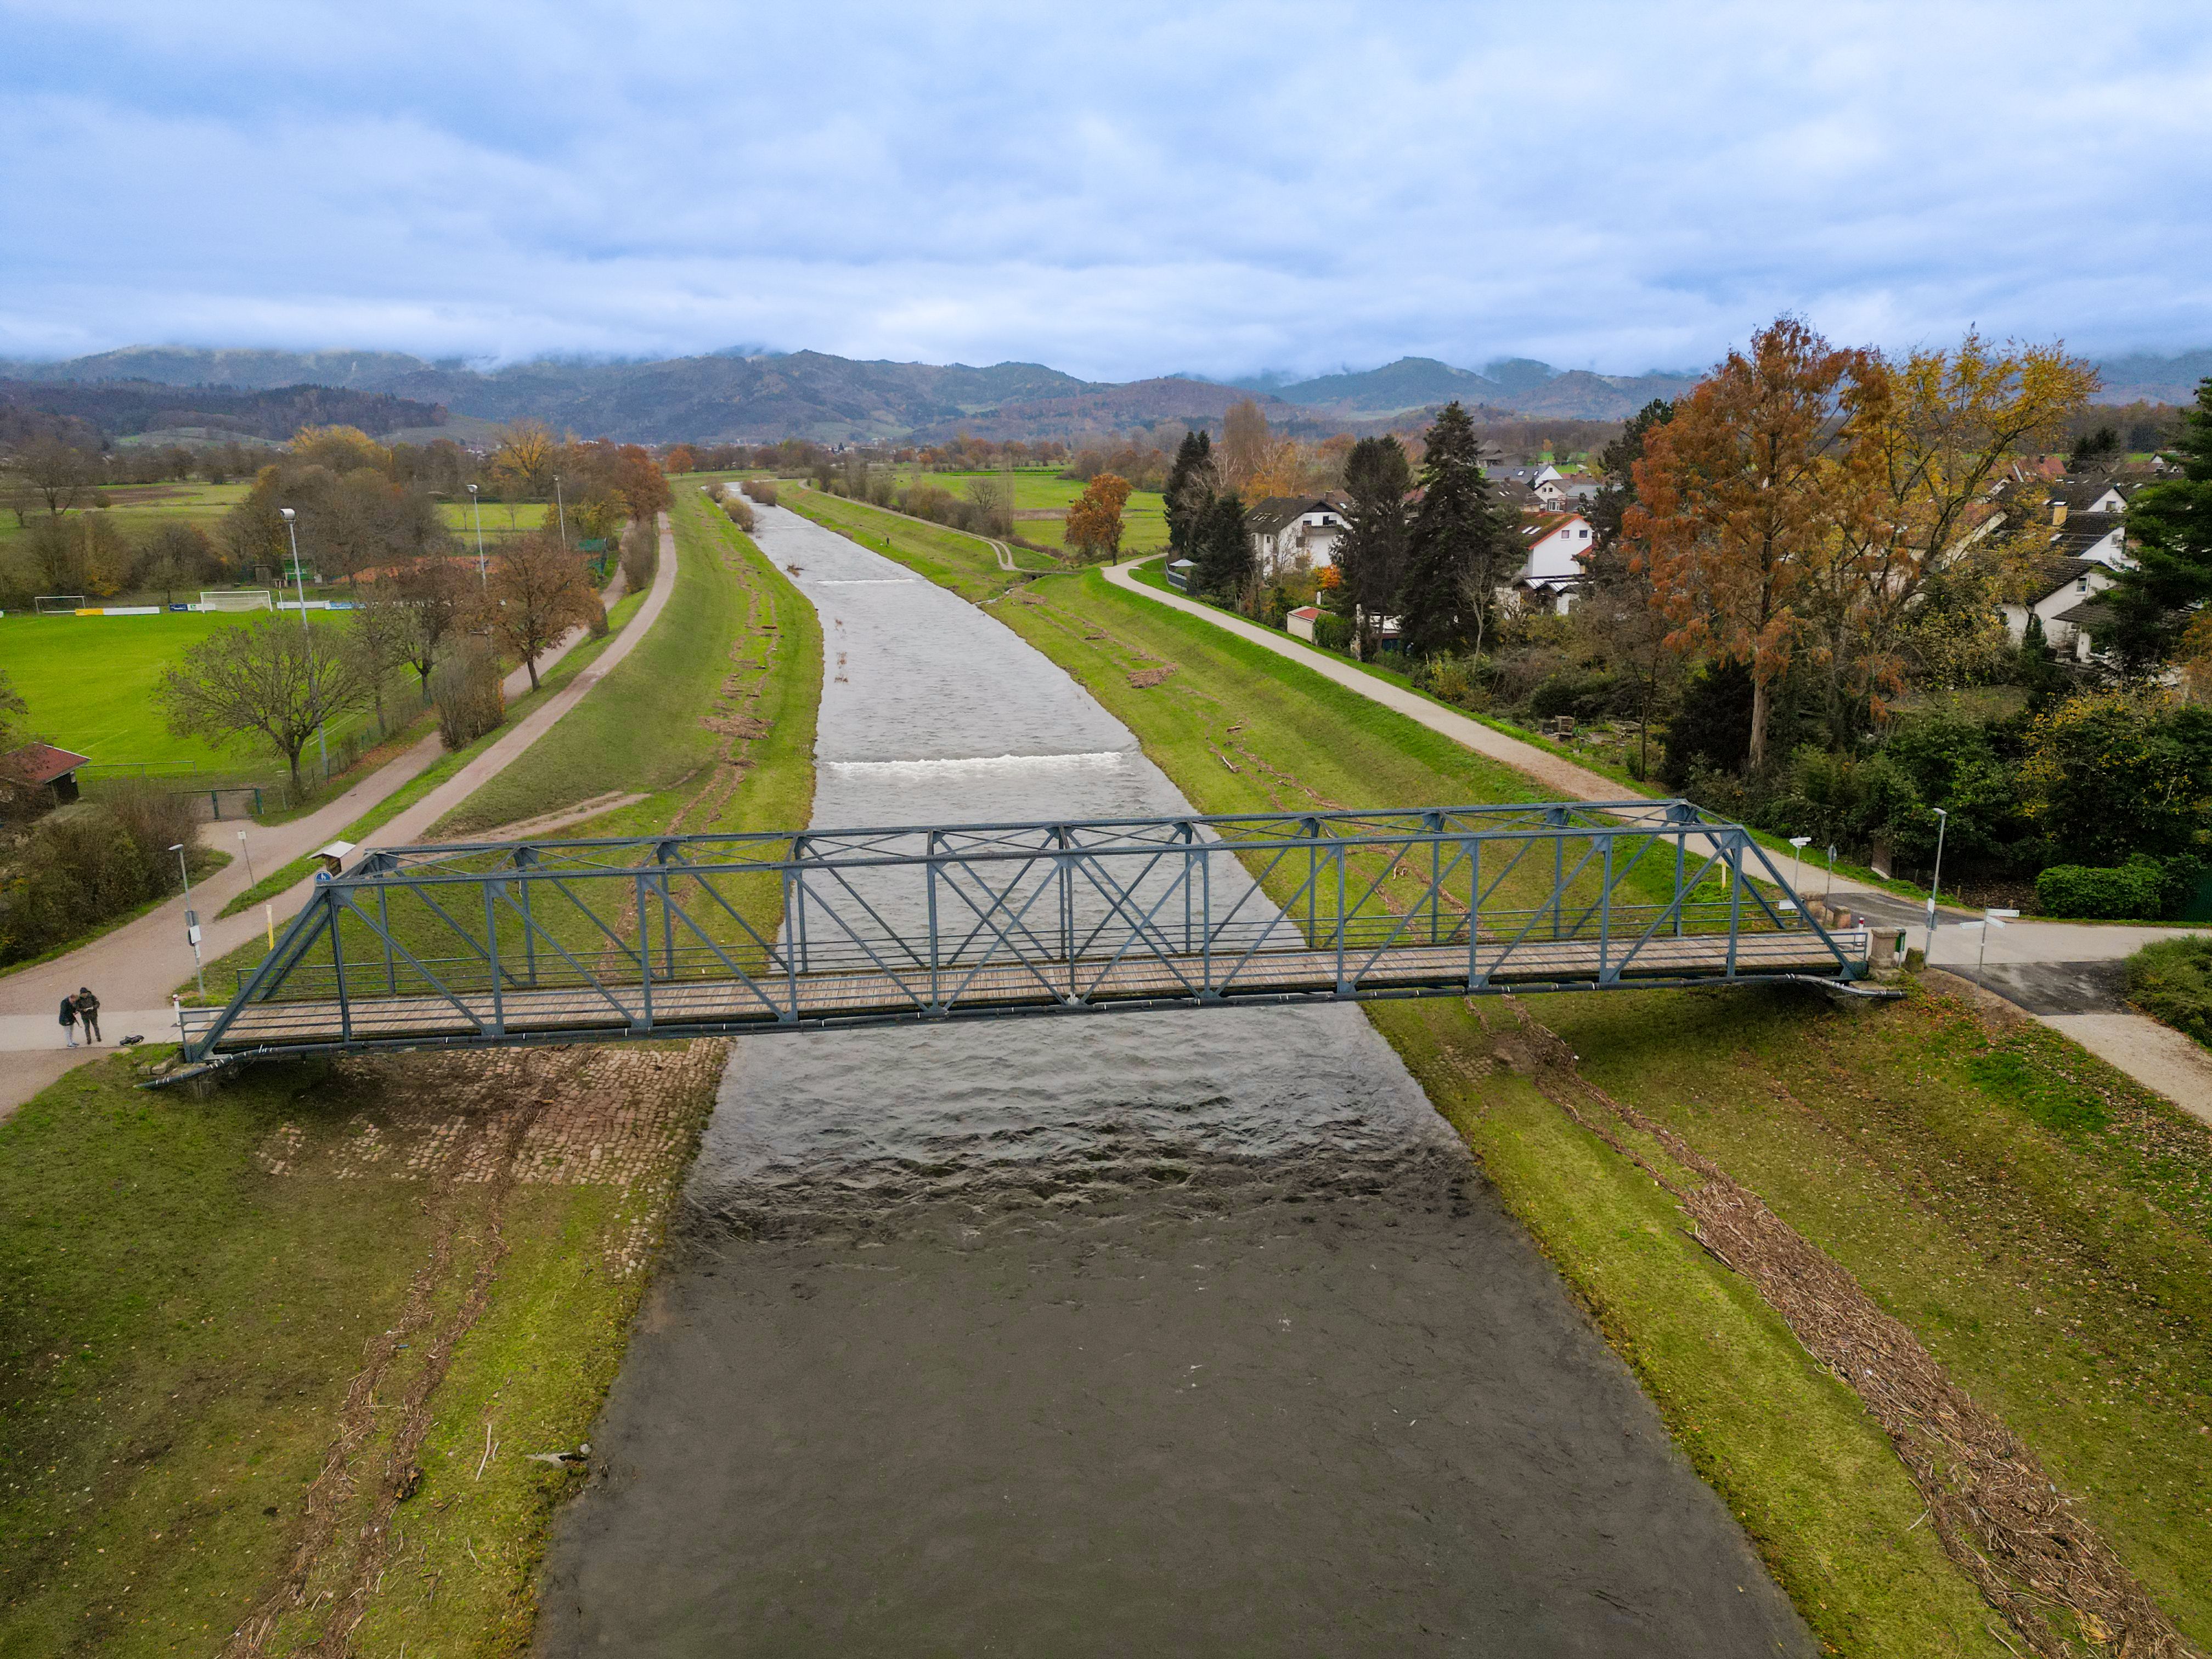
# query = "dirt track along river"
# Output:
<box><xmin>533</xmin><ymin>505</ymin><xmax>1814</xmax><ymax>1655</ymax></box>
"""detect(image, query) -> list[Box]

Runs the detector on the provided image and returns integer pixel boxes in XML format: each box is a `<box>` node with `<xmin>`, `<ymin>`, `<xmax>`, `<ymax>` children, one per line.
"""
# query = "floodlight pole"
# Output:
<box><xmin>468</xmin><ymin>483</ymin><xmax>488</xmax><ymax>590</ymax></box>
<box><xmin>553</xmin><ymin>474</ymin><xmax>568</xmax><ymax>548</ymax></box>
<box><xmin>279</xmin><ymin>509</ymin><xmax>328</xmax><ymax>781</ymax></box>
<box><xmin>1924</xmin><ymin>807</ymin><xmax>1949</xmax><ymax>963</ymax></box>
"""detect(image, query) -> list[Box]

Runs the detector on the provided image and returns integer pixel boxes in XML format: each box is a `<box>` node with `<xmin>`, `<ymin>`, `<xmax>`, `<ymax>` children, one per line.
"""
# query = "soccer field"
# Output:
<box><xmin>0</xmin><ymin>611</ymin><xmax>356</xmax><ymax>774</ymax></box>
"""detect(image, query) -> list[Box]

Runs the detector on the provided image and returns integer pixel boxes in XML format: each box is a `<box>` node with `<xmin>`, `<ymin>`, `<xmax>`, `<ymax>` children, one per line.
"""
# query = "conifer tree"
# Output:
<box><xmin>1164</xmin><ymin>430</ymin><xmax>1217</xmax><ymax>556</ymax></box>
<box><xmin>2106</xmin><ymin>378</ymin><xmax>2212</xmax><ymax>670</ymax></box>
<box><xmin>1335</xmin><ymin>435</ymin><xmax>1413</xmax><ymax>658</ymax></box>
<box><xmin>1398</xmin><ymin>402</ymin><xmax>1511</xmax><ymax>659</ymax></box>
<box><xmin>1193</xmin><ymin>491</ymin><xmax>1251</xmax><ymax>600</ymax></box>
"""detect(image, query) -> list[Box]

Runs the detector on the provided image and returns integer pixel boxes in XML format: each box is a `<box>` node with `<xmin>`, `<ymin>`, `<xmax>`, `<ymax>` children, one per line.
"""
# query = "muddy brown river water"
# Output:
<box><xmin>534</xmin><ymin>504</ymin><xmax>1813</xmax><ymax>1655</ymax></box>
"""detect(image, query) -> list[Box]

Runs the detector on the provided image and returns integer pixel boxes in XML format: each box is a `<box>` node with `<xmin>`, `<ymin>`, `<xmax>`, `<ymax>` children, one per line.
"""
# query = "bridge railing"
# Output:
<box><xmin>184</xmin><ymin>799</ymin><xmax>1864</xmax><ymax>1057</ymax></box>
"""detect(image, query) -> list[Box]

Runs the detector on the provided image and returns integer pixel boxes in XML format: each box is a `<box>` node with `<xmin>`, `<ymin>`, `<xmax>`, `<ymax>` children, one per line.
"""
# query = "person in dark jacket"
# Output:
<box><xmin>75</xmin><ymin>986</ymin><xmax>101</xmax><ymax>1044</ymax></box>
<box><xmin>59</xmin><ymin>994</ymin><xmax>78</xmax><ymax>1047</ymax></box>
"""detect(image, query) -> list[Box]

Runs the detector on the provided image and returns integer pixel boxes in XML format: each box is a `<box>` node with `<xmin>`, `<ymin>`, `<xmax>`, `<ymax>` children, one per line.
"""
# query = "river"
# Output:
<box><xmin>534</xmin><ymin>504</ymin><xmax>1812</xmax><ymax>1656</ymax></box>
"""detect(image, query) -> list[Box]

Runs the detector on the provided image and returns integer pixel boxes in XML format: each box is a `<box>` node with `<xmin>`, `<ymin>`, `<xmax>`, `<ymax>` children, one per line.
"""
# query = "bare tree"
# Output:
<box><xmin>388</xmin><ymin>557</ymin><xmax>471</xmax><ymax>702</ymax></box>
<box><xmin>19</xmin><ymin>437</ymin><xmax>99</xmax><ymax>516</ymax></box>
<box><xmin>159</xmin><ymin>613</ymin><xmax>372</xmax><ymax>792</ymax></box>
<box><xmin>479</xmin><ymin>532</ymin><xmax>598</xmax><ymax>691</ymax></box>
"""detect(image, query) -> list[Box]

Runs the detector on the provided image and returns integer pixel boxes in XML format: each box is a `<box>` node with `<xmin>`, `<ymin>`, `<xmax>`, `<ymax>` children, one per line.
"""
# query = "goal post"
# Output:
<box><xmin>33</xmin><ymin>595</ymin><xmax>88</xmax><ymax>614</ymax></box>
<box><xmin>199</xmin><ymin>589</ymin><xmax>274</xmax><ymax>613</ymax></box>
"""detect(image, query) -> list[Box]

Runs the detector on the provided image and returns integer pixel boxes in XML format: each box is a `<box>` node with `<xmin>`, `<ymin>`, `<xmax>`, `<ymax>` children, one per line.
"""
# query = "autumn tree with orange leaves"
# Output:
<box><xmin>1065</xmin><ymin>472</ymin><xmax>1132</xmax><ymax>562</ymax></box>
<box><xmin>1628</xmin><ymin>317</ymin><xmax>1870</xmax><ymax>771</ymax></box>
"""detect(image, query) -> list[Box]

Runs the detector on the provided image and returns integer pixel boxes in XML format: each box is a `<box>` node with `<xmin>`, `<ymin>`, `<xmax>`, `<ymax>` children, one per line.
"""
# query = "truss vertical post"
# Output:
<box><xmin>1426</xmin><ymin>810</ymin><xmax>1443</xmax><ymax>946</ymax></box>
<box><xmin>787</xmin><ymin>862</ymin><xmax>805</xmax><ymax>1022</ymax></box>
<box><xmin>1303</xmin><ymin>816</ymin><xmax>1320</xmax><ymax>951</ymax></box>
<box><xmin>926</xmin><ymin>835</ymin><xmax>943</xmax><ymax>1012</ymax></box>
<box><xmin>1468</xmin><ymin>834</ymin><xmax>1481</xmax><ymax>988</ymax></box>
<box><xmin>1181</xmin><ymin>821</ymin><xmax>1195</xmax><ymax>956</ymax></box>
<box><xmin>1550</xmin><ymin>806</ymin><xmax>1567</xmax><ymax>940</ymax></box>
<box><xmin>331</xmin><ymin>891</ymin><xmax>352</xmax><ymax>1044</ymax></box>
<box><xmin>1673</xmin><ymin>825</ymin><xmax>1686</xmax><ymax>938</ymax></box>
<box><xmin>377</xmin><ymin>881</ymin><xmax>396</xmax><ymax>995</ymax></box>
<box><xmin>1335</xmin><ymin>841</ymin><xmax>1349</xmax><ymax>992</ymax></box>
<box><xmin>518</xmin><ymin>860</ymin><xmax>537</xmax><ymax>985</ymax></box>
<box><xmin>1599</xmin><ymin>835</ymin><xmax>1614</xmax><ymax>981</ymax></box>
<box><xmin>483</xmin><ymin>881</ymin><xmax>505</xmax><ymax>1036</ymax></box>
<box><xmin>1057</xmin><ymin>825</ymin><xmax>1074</xmax><ymax>998</ymax></box>
<box><xmin>636</xmin><ymin>872</ymin><xmax>654</xmax><ymax>1030</ymax></box>
<box><xmin>1200</xmin><ymin>841</ymin><xmax>1213</xmax><ymax>996</ymax></box>
<box><xmin>1726</xmin><ymin>831</ymin><xmax>1743</xmax><ymax>977</ymax></box>
<box><xmin>657</xmin><ymin>844</ymin><xmax>677</xmax><ymax>983</ymax></box>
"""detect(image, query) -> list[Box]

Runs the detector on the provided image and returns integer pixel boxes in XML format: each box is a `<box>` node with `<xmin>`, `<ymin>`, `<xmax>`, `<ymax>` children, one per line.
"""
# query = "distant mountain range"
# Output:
<box><xmin>0</xmin><ymin>343</ymin><xmax>2201</xmax><ymax>446</ymax></box>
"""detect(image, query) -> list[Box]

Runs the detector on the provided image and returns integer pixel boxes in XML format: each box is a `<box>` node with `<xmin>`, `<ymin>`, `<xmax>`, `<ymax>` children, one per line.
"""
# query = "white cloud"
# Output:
<box><xmin>0</xmin><ymin>0</ymin><xmax>2207</xmax><ymax>377</ymax></box>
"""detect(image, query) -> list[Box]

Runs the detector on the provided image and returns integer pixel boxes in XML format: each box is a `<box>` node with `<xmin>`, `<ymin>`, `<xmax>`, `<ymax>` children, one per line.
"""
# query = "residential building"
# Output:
<box><xmin>1505</xmin><ymin>511</ymin><xmax>1595</xmax><ymax>615</ymax></box>
<box><xmin>1246</xmin><ymin>494</ymin><xmax>1350</xmax><ymax>574</ymax></box>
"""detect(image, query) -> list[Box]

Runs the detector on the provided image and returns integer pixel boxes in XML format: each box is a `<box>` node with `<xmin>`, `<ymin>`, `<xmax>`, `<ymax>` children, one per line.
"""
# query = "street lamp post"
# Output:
<box><xmin>278</xmin><ymin>509</ymin><xmax>328</xmax><ymax>782</ymax></box>
<box><xmin>467</xmin><ymin>482</ymin><xmax>488</xmax><ymax>589</ymax></box>
<box><xmin>237</xmin><ymin>829</ymin><xmax>255</xmax><ymax>889</ymax></box>
<box><xmin>553</xmin><ymin>473</ymin><xmax>568</xmax><ymax>548</ymax></box>
<box><xmin>1787</xmin><ymin>836</ymin><xmax>1811</xmax><ymax>909</ymax></box>
<box><xmin>171</xmin><ymin>842</ymin><xmax>206</xmax><ymax>997</ymax></box>
<box><xmin>1924</xmin><ymin>806</ymin><xmax>1950</xmax><ymax>963</ymax></box>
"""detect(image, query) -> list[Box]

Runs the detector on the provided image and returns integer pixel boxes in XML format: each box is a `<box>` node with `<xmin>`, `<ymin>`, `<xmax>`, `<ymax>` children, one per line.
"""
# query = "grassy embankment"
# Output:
<box><xmin>204</xmin><ymin>583</ymin><xmax>651</xmax><ymax>929</ymax></box>
<box><xmin>799</xmin><ymin>494</ymin><xmax>2212</xmax><ymax>1657</ymax></box>
<box><xmin>0</xmin><ymin>492</ymin><xmax>821</xmax><ymax>1657</ymax></box>
<box><xmin>1122</xmin><ymin>554</ymin><xmax>1937</xmax><ymax>905</ymax></box>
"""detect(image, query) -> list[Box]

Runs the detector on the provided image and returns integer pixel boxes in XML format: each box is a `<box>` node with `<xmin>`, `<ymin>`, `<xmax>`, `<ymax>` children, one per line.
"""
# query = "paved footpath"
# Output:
<box><xmin>0</xmin><ymin>517</ymin><xmax>678</xmax><ymax>1112</ymax></box>
<box><xmin>1101</xmin><ymin>561</ymin><xmax>2212</xmax><ymax>1125</ymax></box>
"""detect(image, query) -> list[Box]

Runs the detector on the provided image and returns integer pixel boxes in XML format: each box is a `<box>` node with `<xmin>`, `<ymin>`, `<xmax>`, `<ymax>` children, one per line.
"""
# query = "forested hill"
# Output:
<box><xmin>0</xmin><ymin>342</ymin><xmax>2200</xmax><ymax>445</ymax></box>
<box><xmin>0</xmin><ymin>379</ymin><xmax>447</xmax><ymax>444</ymax></box>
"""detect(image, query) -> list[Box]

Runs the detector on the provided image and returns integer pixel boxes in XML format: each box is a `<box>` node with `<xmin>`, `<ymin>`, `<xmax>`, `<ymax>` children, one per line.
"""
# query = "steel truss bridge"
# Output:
<box><xmin>179</xmin><ymin>799</ymin><xmax>1874</xmax><ymax>1063</ymax></box>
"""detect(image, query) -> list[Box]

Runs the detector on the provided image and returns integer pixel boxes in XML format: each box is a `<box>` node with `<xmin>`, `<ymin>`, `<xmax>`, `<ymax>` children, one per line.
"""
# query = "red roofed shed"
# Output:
<box><xmin>1</xmin><ymin>742</ymin><xmax>92</xmax><ymax>807</ymax></box>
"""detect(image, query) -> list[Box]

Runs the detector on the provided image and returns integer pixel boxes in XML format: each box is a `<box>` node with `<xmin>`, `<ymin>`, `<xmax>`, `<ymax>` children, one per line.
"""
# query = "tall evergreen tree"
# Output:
<box><xmin>1586</xmin><ymin>397</ymin><xmax>1674</xmax><ymax>554</ymax></box>
<box><xmin>1192</xmin><ymin>491</ymin><xmax>1251</xmax><ymax>600</ymax></box>
<box><xmin>1334</xmin><ymin>435</ymin><xmax>1413</xmax><ymax>658</ymax></box>
<box><xmin>1398</xmin><ymin>402</ymin><xmax>1513</xmax><ymax>659</ymax></box>
<box><xmin>2105</xmin><ymin>377</ymin><xmax>2212</xmax><ymax>671</ymax></box>
<box><xmin>1164</xmin><ymin>430</ymin><xmax>1216</xmax><ymax>556</ymax></box>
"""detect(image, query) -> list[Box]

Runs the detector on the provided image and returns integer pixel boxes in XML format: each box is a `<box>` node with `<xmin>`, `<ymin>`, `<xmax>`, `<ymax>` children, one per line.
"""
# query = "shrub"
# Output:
<box><xmin>721</xmin><ymin>494</ymin><xmax>757</xmax><ymax>533</ymax></box>
<box><xmin>1313</xmin><ymin>612</ymin><xmax>1353</xmax><ymax>654</ymax></box>
<box><xmin>2036</xmin><ymin>855</ymin><xmax>2168</xmax><ymax>919</ymax></box>
<box><xmin>585</xmin><ymin>591</ymin><xmax>610</xmax><ymax>639</ymax></box>
<box><xmin>2125</xmin><ymin>934</ymin><xmax>2212</xmax><ymax>1048</ymax></box>
<box><xmin>1417</xmin><ymin>654</ymin><xmax>1483</xmax><ymax>708</ymax></box>
<box><xmin>619</xmin><ymin>521</ymin><xmax>657</xmax><ymax>593</ymax></box>
<box><xmin>740</xmin><ymin>478</ymin><xmax>778</xmax><ymax>506</ymax></box>
<box><xmin>99</xmin><ymin>779</ymin><xmax>201</xmax><ymax>892</ymax></box>
<box><xmin>430</xmin><ymin>639</ymin><xmax>506</xmax><ymax>751</ymax></box>
<box><xmin>0</xmin><ymin>804</ymin><xmax>151</xmax><ymax>964</ymax></box>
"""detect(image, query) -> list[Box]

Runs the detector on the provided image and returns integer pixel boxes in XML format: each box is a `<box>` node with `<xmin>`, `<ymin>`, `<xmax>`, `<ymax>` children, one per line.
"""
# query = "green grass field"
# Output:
<box><xmin>793</xmin><ymin>492</ymin><xmax>2212</xmax><ymax>1656</ymax></box>
<box><xmin>437</xmin><ymin>499</ymin><xmax>554</xmax><ymax>542</ymax></box>
<box><xmin>0</xmin><ymin>610</ymin><xmax>387</xmax><ymax>776</ymax></box>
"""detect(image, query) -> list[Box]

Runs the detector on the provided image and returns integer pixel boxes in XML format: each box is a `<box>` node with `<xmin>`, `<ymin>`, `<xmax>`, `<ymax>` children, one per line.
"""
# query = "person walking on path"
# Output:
<box><xmin>58</xmin><ymin>994</ymin><xmax>78</xmax><ymax>1048</ymax></box>
<box><xmin>75</xmin><ymin>987</ymin><xmax>101</xmax><ymax>1045</ymax></box>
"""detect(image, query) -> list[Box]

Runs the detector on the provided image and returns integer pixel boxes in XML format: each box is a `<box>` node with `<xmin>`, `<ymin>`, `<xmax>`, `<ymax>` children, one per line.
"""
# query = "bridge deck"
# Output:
<box><xmin>192</xmin><ymin>928</ymin><xmax>1868</xmax><ymax>1054</ymax></box>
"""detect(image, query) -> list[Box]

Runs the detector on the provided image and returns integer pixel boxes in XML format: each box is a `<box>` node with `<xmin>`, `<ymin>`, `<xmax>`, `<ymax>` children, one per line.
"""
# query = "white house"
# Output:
<box><xmin>2001</xmin><ymin>557</ymin><xmax>2119</xmax><ymax>654</ymax></box>
<box><xmin>1506</xmin><ymin>511</ymin><xmax>1595</xmax><ymax>614</ymax></box>
<box><xmin>1246</xmin><ymin>495</ymin><xmax>1350</xmax><ymax>575</ymax></box>
<box><xmin>1534</xmin><ymin>474</ymin><xmax>1602</xmax><ymax>510</ymax></box>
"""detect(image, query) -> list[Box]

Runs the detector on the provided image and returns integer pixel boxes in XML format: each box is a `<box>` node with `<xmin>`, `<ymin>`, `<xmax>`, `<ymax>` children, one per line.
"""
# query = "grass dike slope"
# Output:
<box><xmin>793</xmin><ymin>492</ymin><xmax>2212</xmax><ymax>1658</ymax></box>
<box><xmin>0</xmin><ymin>498</ymin><xmax>820</xmax><ymax>1657</ymax></box>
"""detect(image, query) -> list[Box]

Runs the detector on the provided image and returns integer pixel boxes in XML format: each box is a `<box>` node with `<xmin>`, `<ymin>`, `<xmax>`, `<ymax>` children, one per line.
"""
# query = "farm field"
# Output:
<box><xmin>891</xmin><ymin>467</ymin><xmax>1170</xmax><ymax>554</ymax></box>
<box><xmin>0</xmin><ymin>611</ymin><xmax>395</xmax><ymax>778</ymax></box>
<box><xmin>0</xmin><ymin>482</ymin><xmax>251</xmax><ymax>551</ymax></box>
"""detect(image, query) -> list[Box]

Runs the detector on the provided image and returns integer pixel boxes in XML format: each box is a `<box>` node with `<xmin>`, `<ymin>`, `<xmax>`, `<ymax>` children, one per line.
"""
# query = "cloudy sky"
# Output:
<box><xmin>3</xmin><ymin>0</ymin><xmax>2208</xmax><ymax>380</ymax></box>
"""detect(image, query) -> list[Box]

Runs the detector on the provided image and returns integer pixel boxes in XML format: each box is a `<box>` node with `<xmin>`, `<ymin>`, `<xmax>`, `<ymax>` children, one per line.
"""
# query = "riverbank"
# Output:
<box><xmin>795</xmin><ymin>498</ymin><xmax>2212</xmax><ymax>1656</ymax></box>
<box><xmin>0</xmin><ymin>498</ymin><xmax>821</xmax><ymax>1656</ymax></box>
